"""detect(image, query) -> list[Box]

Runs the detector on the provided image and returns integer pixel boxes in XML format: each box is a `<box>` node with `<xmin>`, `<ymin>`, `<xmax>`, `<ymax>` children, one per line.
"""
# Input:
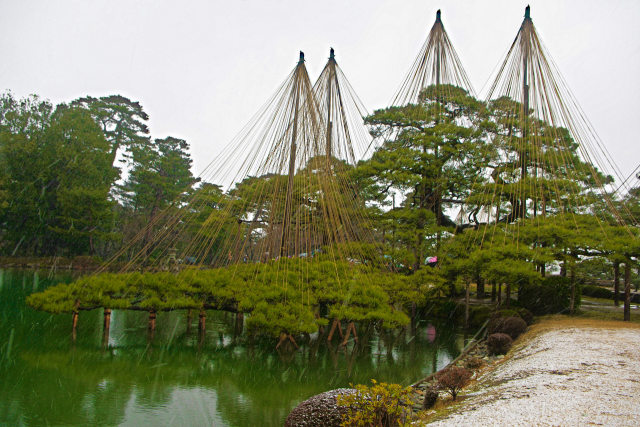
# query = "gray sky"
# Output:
<box><xmin>2</xmin><ymin>0</ymin><xmax>639</xmax><ymax>187</ymax></box>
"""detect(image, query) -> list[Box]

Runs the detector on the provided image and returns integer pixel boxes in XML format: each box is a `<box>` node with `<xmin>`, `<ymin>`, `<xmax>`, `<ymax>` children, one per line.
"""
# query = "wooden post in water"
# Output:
<box><xmin>341</xmin><ymin>322</ymin><xmax>358</xmax><ymax>347</ymax></box>
<box><xmin>198</xmin><ymin>308</ymin><xmax>207</xmax><ymax>332</ymax></box>
<box><xmin>186</xmin><ymin>308</ymin><xmax>192</xmax><ymax>333</ymax></box>
<box><xmin>276</xmin><ymin>333</ymin><xmax>299</xmax><ymax>350</ymax></box>
<box><xmin>234</xmin><ymin>312</ymin><xmax>244</xmax><ymax>336</ymax></box>
<box><xmin>71</xmin><ymin>300</ymin><xmax>80</xmax><ymax>341</ymax></box>
<box><xmin>102</xmin><ymin>308</ymin><xmax>111</xmax><ymax>347</ymax></box>
<box><xmin>71</xmin><ymin>311</ymin><xmax>79</xmax><ymax>341</ymax></box>
<box><xmin>148</xmin><ymin>310</ymin><xmax>157</xmax><ymax>338</ymax></box>
<box><xmin>103</xmin><ymin>308</ymin><xmax>112</xmax><ymax>331</ymax></box>
<box><xmin>327</xmin><ymin>318</ymin><xmax>344</xmax><ymax>342</ymax></box>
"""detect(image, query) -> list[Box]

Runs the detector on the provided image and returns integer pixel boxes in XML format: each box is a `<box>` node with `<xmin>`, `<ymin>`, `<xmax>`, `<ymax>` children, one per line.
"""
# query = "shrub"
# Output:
<box><xmin>464</xmin><ymin>357</ymin><xmax>485</xmax><ymax>370</ymax></box>
<box><xmin>337</xmin><ymin>380</ymin><xmax>413</xmax><ymax>427</ymax></box>
<box><xmin>468</xmin><ymin>305</ymin><xmax>492</xmax><ymax>329</ymax></box>
<box><xmin>581</xmin><ymin>285</ymin><xmax>613</xmax><ymax>299</ymax></box>
<box><xmin>493</xmin><ymin>308</ymin><xmax>520</xmax><ymax>319</ymax></box>
<box><xmin>435</xmin><ymin>366</ymin><xmax>472</xmax><ymax>401</ymax></box>
<box><xmin>518</xmin><ymin>276</ymin><xmax>580</xmax><ymax>315</ymax></box>
<box><xmin>431</xmin><ymin>299</ymin><xmax>463</xmax><ymax>322</ymax></box>
<box><xmin>487</xmin><ymin>333</ymin><xmax>512</xmax><ymax>355</ymax></box>
<box><xmin>422</xmin><ymin>386</ymin><xmax>439</xmax><ymax>409</ymax></box>
<box><xmin>515</xmin><ymin>307</ymin><xmax>534</xmax><ymax>325</ymax></box>
<box><xmin>487</xmin><ymin>316</ymin><xmax>504</xmax><ymax>335</ymax></box>
<box><xmin>498</xmin><ymin>316</ymin><xmax>527</xmax><ymax>340</ymax></box>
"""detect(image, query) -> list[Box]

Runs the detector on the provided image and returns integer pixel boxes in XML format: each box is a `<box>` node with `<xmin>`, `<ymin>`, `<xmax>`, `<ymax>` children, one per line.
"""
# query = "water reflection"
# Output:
<box><xmin>0</xmin><ymin>269</ymin><xmax>468</xmax><ymax>426</ymax></box>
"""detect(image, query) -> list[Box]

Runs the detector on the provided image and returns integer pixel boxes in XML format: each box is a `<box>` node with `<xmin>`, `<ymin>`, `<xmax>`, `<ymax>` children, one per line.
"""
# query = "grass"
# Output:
<box><xmin>576</xmin><ymin>295</ymin><xmax>640</xmax><ymax>324</ymax></box>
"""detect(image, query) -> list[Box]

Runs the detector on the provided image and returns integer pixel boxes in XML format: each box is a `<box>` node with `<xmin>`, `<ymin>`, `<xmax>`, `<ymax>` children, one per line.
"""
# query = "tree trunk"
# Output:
<box><xmin>505</xmin><ymin>283</ymin><xmax>511</xmax><ymax>307</ymax></box>
<box><xmin>570</xmin><ymin>264</ymin><xmax>576</xmax><ymax>315</ymax></box>
<box><xmin>624</xmin><ymin>263</ymin><xmax>631</xmax><ymax>321</ymax></box>
<box><xmin>465</xmin><ymin>282</ymin><xmax>470</xmax><ymax>329</ymax></box>
<box><xmin>497</xmin><ymin>283</ymin><xmax>502</xmax><ymax>306</ymax></box>
<box><xmin>476</xmin><ymin>274</ymin><xmax>485</xmax><ymax>299</ymax></box>
<box><xmin>614</xmin><ymin>262</ymin><xmax>620</xmax><ymax>307</ymax></box>
<box><xmin>235</xmin><ymin>312</ymin><xmax>244</xmax><ymax>336</ymax></box>
<box><xmin>491</xmin><ymin>281</ymin><xmax>496</xmax><ymax>302</ymax></box>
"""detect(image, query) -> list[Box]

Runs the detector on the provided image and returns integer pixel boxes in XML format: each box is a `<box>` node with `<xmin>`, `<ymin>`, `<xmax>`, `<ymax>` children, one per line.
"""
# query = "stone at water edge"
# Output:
<box><xmin>284</xmin><ymin>388</ymin><xmax>356</xmax><ymax>427</ymax></box>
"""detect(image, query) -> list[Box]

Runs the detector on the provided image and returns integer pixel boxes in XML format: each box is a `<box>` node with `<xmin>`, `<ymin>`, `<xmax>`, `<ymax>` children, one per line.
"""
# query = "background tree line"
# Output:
<box><xmin>1</xmin><ymin>88</ymin><xmax>638</xmax><ymax>310</ymax></box>
<box><xmin>0</xmin><ymin>92</ymin><xmax>197</xmax><ymax>258</ymax></box>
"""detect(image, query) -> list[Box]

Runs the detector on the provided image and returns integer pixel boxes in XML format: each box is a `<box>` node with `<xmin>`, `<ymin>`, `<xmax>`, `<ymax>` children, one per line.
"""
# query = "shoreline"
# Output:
<box><xmin>418</xmin><ymin>317</ymin><xmax>640</xmax><ymax>425</ymax></box>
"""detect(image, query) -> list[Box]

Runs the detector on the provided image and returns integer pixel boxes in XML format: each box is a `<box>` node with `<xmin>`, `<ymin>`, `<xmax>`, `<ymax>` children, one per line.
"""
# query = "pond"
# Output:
<box><xmin>0</xmin><ymin>269</ymin><xmax>471</xmax><ymax>426</ymax></box>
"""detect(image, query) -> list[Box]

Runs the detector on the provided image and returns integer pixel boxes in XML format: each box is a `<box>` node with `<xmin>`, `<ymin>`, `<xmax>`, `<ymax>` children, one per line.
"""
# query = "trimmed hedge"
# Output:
<box><xmin>488</xmin><ymin>316</ymin><xmax>527</xmax><ymax>340</ymax></box>
<box><xmin>581</xmin><ymin>285</ymin><xmax>614</xmax><ymax>299</ymax></box>
<box><xmin>487</xmin><ymin>333</ymin><xmax>512</xmax><ymax>355</ymax></box>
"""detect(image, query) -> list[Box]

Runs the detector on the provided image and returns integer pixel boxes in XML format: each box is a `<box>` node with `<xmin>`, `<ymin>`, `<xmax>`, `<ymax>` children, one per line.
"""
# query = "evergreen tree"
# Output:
<box><xmin>120</xmin><ymin>136</ymin><xmax>198</xmax><ymax>252</ymax></box>
<box><xmin>0</xmin><ymin>93</ymin><xmax>117</xmax><ymax>255</ymax></box>
<box><xmin>356</xmin><ymin>85</ymin><xmax>489</xmax><ymax>268</ymax></box>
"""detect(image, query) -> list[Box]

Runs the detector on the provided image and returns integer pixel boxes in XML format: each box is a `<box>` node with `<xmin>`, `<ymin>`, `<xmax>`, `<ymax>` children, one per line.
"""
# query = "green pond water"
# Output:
<box><xmin>0</xmin><ymin>269</ymin><xmax>471</xmax><ymax>426</ymax></box>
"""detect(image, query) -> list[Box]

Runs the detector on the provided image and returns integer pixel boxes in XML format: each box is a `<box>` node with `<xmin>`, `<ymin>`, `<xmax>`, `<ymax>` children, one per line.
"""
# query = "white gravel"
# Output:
<box><xmin>428</xmin><ymin>326</ymin><xmax>640</xmax><ymax>426</ymax></box>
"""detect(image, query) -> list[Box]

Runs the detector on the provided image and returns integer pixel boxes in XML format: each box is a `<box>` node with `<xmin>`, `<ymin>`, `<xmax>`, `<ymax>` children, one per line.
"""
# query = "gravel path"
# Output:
<box><xmin>428</xmin><ymin>325</ymin><xmax>640</xmax><ymax>426</ymax></box>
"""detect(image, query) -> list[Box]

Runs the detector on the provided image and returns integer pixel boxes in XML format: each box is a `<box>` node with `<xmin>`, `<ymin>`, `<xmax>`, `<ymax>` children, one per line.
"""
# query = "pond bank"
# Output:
<box><xmin>422</xmin><ymin>317</ymin><xmax>640</xmax><ymax>426</ymax></box>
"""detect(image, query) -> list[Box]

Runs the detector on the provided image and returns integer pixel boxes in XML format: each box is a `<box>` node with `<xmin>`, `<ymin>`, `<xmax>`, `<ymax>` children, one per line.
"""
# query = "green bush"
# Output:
<box><xmin>468</xmin><ymin>305</ymin><xmax>492</xmax><ymax>329</ymax></box>
<box><xmin>336</xmin><ymin>380</ymin><xmax>413</xmax><ymax>427</ymax></box>
<box><xmin>518</xmin><ymin>276</ymin><xmax>580</xmax><ymax>315</ymax></box>
<box><xmin>581</xmin><ymin>285</ymin><xmax>613</xmax><ymax>299</ymax></box>
<box><xmin>431</xmin><ymin>299</ymin><xmax>463</xmax><ymax>322</ymax></box>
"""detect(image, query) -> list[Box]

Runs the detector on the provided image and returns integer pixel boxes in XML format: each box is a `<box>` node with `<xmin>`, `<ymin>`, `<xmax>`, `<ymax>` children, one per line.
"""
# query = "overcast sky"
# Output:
<box><xmin>2</xmin><ymin>0</ymin><xmax>639</xmax><ymax>187</ymax></box>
